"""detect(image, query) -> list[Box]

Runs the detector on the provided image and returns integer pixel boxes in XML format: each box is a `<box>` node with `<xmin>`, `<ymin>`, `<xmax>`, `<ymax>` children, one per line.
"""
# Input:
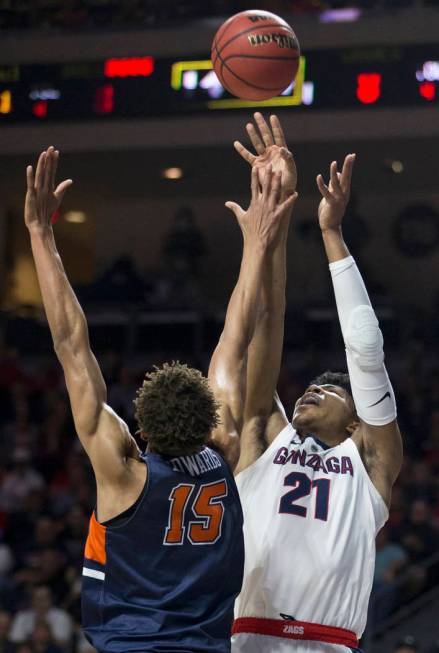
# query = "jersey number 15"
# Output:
<box><xmin>164</xmin><ymin>479</ymin><xmax>228</xmax><ymax>545</ymax></box>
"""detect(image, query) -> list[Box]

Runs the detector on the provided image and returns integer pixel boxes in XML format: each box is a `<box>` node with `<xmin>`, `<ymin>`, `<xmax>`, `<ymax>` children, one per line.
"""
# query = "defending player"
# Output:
<box><xmin>24</xmin><ymin>148</ymin><xmax>293</xmax><ymax>652</ymax></box>
<box><xmin>209</xmin><ymin>114</ymin><xmax>403</xmax><ymax>652</ymax></box>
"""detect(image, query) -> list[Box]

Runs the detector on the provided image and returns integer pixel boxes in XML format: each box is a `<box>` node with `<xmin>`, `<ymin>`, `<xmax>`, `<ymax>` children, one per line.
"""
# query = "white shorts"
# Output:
<box><xmin>231</xmin><ymin>633</ymin><xmax>358</xmax><ymax>653</ymax></box>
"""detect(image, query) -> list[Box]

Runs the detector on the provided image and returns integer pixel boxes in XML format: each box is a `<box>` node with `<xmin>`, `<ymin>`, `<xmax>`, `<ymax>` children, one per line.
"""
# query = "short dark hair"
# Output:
<box><xmin>134</xmin><ymin>362</ymin><xmax>219</xmax><ymax>456</ymax></box>
<box><xmin>310</xmin><ymin>371</ymin><xmax>353</xmax><ymax>399</ymax></box>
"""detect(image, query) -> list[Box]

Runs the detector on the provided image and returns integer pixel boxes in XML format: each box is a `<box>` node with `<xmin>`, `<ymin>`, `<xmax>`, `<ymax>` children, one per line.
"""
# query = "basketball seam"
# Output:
<box><xmin>216</xmin><ymin>23</ymin><xmax>298</xmax><ymax>59</ymax></box>
<box><xmin>213</xmin><ymin>39</ymin><xmax>233</xmax><ymax>93</ymax></box>
<box><xmin>222</xmin><ymin>54</ymin><xmax>300</xmax><ymax>62</ymax></box>
<box><xmin>215</xmin><ymin>42</ymin><xmax>293</xmax><ymax>93</ymax></box>
<box><xmin>214</xmin><ymin>16</ymin><xmax>244</xmax><ymax>52</ymax></box>
<box><xmin>212</xmin><ymin>39</ymin><xmax>228</xmax><ymax>90</ymax></box>
<box><xmin>211</xmin><ymin>38</ymin><xmax>219</xmax><ymax>68</ymax></box>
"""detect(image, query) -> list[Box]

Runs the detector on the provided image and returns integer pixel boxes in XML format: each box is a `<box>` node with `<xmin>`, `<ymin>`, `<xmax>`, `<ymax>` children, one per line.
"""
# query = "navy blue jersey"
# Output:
<box><xmin>82</xmin><ymin>447</ymin><xmax>244</xmax><ymax>653</ymax></box>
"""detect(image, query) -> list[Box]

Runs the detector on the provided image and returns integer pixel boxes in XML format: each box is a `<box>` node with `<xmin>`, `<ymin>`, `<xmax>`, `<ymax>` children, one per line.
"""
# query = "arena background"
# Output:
<box><xmin>0</xmin><ymin>1</ymin><xmax>438</xmax><ymax>652</ymax></box>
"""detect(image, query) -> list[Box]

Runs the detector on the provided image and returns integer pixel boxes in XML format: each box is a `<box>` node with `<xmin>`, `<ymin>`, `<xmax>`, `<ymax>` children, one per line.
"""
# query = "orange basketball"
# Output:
<box><xmin>211</xmin><ymin>10</ymin><xmax>300</xmax><ymax>101</ymax></box>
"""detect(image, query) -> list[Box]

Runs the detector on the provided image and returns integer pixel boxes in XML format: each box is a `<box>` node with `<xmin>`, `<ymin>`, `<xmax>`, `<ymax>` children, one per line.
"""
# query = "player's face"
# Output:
<box><xmin>292</xmin><ymin>384</ymin><xmax>356</xmax><ymax>436</ymax></box>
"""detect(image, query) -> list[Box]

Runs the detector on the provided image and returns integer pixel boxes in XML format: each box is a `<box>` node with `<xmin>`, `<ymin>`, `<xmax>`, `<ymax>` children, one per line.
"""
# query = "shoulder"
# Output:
<box><xmin>236</xmin><ymin>422</ymin><xmax>298</xmax><ymax>477</ymax></box>
<box><xmin>351</xmin><ymin>421</ymin><xmax>402</xmax><ymax>508</ymax></box>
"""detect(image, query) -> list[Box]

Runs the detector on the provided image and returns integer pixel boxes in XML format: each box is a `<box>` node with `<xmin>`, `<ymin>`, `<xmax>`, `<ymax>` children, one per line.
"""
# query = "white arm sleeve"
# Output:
<box><xmin>329</xmin><ymin>256</ymin><xmax>397</xmax><ymax>426</ymax></box>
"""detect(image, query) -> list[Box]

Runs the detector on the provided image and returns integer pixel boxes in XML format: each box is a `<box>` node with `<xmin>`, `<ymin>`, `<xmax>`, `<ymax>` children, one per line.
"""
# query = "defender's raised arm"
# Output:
<box><xmin>209</xmin><ymin>165</ymin><xmax>297</xmax><ymax>472</ymax></box>
<box><xmin>234</xmin><ymin>113</ymin><xmax>298</xmax><ymax>446</ymax></box>
<box><xmin>317</xmin><ymin>154</ymin><xmax>403</xmax><ymax>506</ymax></box>
<box><xmin>25</xmin><ymin>148</ymin><xmax>140</xmax><ymax>488</ymax></box>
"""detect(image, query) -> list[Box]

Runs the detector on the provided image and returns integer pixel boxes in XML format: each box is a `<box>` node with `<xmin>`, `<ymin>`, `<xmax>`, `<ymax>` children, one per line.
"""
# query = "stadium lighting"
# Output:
<box><xmin>105</xmin><ymin>57</ymin><xmax>154</xmax><ymax>78</ymax></box>
<box><xmin>65</xmin><ymin>211</ymin><xmax>87</xmax><ymax>223</ymax></box>
<box><xmin>356</xmin><ymin>73</ymin><xmax>381</xmax><ymax>104</ymax></box>
<box><xmin>391</xmin><ymin>161</ymin><xmax>404</xmax><ymax>174</ymax></box>
<box><xmin>162</xmin><ymin>167</ymin><xmax>183</xmax><ymax>180</ymax></box>
<box><xmin>320</xmin><ymin>7</ymin><xmax>362</xmax><ymax>23</ymax></box>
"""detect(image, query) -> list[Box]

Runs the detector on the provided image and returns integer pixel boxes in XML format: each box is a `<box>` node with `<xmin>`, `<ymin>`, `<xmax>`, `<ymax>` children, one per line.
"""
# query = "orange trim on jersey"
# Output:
<box><xmin>84</xmin><ymin>513</ymin><xmax>107</xmax><ymax>565</ymax></box>
<box><xmin>233</xmin><ymin>617</ymin><xmax>359</xmax><ymax>648</ymax></box>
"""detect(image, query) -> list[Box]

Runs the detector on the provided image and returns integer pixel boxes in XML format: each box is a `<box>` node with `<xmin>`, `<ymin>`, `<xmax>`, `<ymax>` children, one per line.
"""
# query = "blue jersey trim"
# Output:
<box><xmin>309</xmin><ymin>434</ymin><xmax>330</xmax><ymax>450</ymax></box>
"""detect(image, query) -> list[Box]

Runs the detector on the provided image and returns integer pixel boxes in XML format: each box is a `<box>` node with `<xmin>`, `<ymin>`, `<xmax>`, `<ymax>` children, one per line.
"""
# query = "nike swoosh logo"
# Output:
<box><xmin>280</xmin><ymin>613</ymin><xmax>296</xmax><ymax>621</ymax></box>
<box><xmin>368</xmin><ymin>391</ymin><xmax>390</xmax><ymax>407</ymax></box>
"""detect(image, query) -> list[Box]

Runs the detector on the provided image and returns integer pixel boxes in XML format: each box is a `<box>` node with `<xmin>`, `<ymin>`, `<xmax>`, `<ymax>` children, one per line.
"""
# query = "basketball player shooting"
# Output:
<box><xmin>209</xmin><ymin>114</ymin><xmax>403</xmax><ymax>653</ymax></box>
<box><xmin>22</xmin><ymin>147</ymin><xmax>299</xmax><ymax>652</ymax></box>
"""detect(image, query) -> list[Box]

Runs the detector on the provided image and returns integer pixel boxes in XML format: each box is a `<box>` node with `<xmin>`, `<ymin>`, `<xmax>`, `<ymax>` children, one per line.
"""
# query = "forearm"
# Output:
<box><xmin>261</xmin><ymin>224</ymin><xmax>288</xmax><ymax>318</ymax></box>
<box><xmin>209</xmin><ymin>240</ymin><xmax>267</xmax><ymax>438</ymax></box>
<box><xmin>322</xmin><ymin>226</ymin><xmax>350</xmax><ymax>264</ymax></box>
<box><xmin>221</xmin><ymin>241</ymin><xmax>267</xmax><ymax>354</ymax></box>
<box><xmin>246</xmin><ymin>222</ymin><xmax>288</xmax><ymax>414</ymax></box>
<box><xmin>323</xmin><ymin>228</ymin><xmax>371</xmax><ymax>333</ymax></box>
<box><xmin>325</xmin><ymin>231</ymin><xmax>397</xmax><ymax>426</ymax></box>
<box><xmin>29</xmin><ymin>226</ymin><xmax>88</xmax><ymax>352</ymax></box>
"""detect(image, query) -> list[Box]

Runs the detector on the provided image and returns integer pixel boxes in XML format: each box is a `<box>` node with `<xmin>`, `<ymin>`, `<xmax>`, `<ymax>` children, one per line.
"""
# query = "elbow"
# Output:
<box><xmin>53</xmin><ymin>322</ymin><xmax>88</xmax><ymax>361</ymax></box>
<box><xmin>53</xmin><ymin>337</ymin><xmax>80</xmax><ymax>363</ymax></box>
<box><xmin>53</xmin><ymin>336</ymin><xmax>90</xmax><ymax>375</ymax></box>
<box><xmin>395</xmin><ymin>439</ymin><xmax>404</xmax><ymax>481</ymax></box>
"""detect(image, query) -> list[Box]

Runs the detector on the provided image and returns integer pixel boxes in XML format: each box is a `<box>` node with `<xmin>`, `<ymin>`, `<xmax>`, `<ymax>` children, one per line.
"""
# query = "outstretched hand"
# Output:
<box><xmin>316</xmin><ymin>154</ymin><xmax>356</xmax><ymax>232</ymax></box>
<box><xmin>25</xmin><ymin>146</ymin><xmax>73</xmax><ymax>232</ymax></box>
<box><xmin>234</xmin><ymin>112</ymin><xmax>297</xmax><ymax>200</ymax></box>
<box><xmin>225</xmin><ymin>165</ymin><xmax>298</xmax><ymax>251</ymax></box>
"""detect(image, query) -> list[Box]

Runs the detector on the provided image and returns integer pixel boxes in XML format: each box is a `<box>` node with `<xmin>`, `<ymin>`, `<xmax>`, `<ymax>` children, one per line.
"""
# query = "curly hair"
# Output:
<box><xmin>133</xmin><ymin>362</ymin><xmax>220</xmax><ymax>456</ymax></box>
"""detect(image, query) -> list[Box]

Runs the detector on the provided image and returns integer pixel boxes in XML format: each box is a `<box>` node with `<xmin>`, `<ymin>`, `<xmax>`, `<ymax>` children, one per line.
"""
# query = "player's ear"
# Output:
<box><xmin>345</xmin><ymin>419</ymin><xmax>360</xmax><ymax>436</ymax></box>
<box><xmin>138</xmin><ymin>430</ymin><xmax>148</xmax><ymax>442</ymax></box>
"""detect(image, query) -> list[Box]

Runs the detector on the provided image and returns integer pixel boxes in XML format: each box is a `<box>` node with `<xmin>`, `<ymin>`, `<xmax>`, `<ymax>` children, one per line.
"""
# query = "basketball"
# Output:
<box><xmin>211</xmin><ymin>10</ymin><xmax>300</xmax><ymax>101</ymax></box>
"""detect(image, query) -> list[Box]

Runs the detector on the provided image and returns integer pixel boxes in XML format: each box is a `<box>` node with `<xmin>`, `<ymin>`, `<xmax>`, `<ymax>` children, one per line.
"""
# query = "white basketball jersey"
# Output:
<box><xmin>233</xmin><ymin>423</ymin><xmax>388</xmax><ymax>652</ymax></box>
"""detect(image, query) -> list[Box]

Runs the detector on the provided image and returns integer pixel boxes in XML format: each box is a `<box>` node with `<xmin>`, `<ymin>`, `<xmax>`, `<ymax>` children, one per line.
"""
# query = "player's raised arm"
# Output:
<box><xmin>316</xmin><ymin>154</ymin><xmax>403</xmax><ymax>506</ymax></box>
<box><xmin>208</xmin><ymin>165</ymin><xmax>297</xmax><ymax>471</ymax></box>
<box><xmin>25</xmin><ymin>148</ymin><xmax>140</xmax><ymax>485</ymax></box>
<box><xmin>233</xmin><ymin>113</ymin><xmax>297</xmax><ymax>444</ymax></box>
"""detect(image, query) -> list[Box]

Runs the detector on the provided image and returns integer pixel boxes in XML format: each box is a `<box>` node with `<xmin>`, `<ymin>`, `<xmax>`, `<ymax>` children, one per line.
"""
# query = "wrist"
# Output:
<box><xmin>243</xmin><ymin>235</ymin><xmax>270</xmax><ymax>258</ymax></box>
<box><xmin>322</xmin><ymin>227</ymin><xmax>350</xmax><ymax>264</ymax></box>
<box><xmin>322</xmin><ymin>227</ymin><xmax>345</xmax><ymax>249</ymax></box>
<box><xmin>27</xmin><ymin>223</ymin><xmax>53</xmax><ymax>239</ymax></box>
<box><xmin>321</xmin><ymin>225</ymin><xmax>343</xmax><ymax>237</ymax></box>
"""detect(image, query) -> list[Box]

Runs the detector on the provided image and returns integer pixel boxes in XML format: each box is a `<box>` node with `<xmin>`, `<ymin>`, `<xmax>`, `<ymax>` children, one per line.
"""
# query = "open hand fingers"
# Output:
<box><xmin>340</xmin><ymin>153</ymin><xmax>356</xmax><ymax>195</ymax></box>
<box><xmin>278</xmin><ymin>191</ymin><xmax>298</xmax><ymax>216</ymax></box>
<box><xmin>329</xmin><ymin>161</ymin><xmax>343</xmax><ymax>196</ymax></box>
<box><xmin>44</xmin><ymin>146</ymin><xmax>55</xmax><ymax>193</ymax></box>
<box><xmin>246</xmin><ymin>122</ymin><xmax>265</xmax><ymax>154</ymax></box>
<box><xmin>260</xmin><ymin>164</ymin><xmax>273</xmax><ymax>200</ymax></box>
<box><xmin>268</xmin><ymin>171</ymin><xmax>282</xmax><ymax>211</ymax></box>
<box><xmin>316</xmin><ymin>174</ymin><xmax>332</xmax><ymax>200</ymax></box>
<box><xmin>225</xmin><ymin>200</ymin><xmax>244</xmax><ymax>221</ymax></box>
<box><xmin>254</xmin><ymin>112</ymin><xmax>275</xmax><ymax>147</ymax></box>
<box><xmin>54</xmin><ymin>179</ymin><xmax>73</xmax><ymax>202</ymax></box>
<box><xmin>280</xmin><ymin>147</ymin><xmax>293</xmax><ymax>164</ymax></box>
<box><xmin>234</xmin><ymin>140</ymin><xmax>256</xmax><ymax>165</ymax></box>
<box><xmin>250</xmin><ymin>165</ymin><xmax>261</xmax><ymax>201</ymax></box>
<box><xmin>34</xmin><ymin>151</ymin><xmax>46</xmax><ymax>190</ymax></box>
<box><xmin>269</xmin><ymin>114</ymin><xmax>287</xmax><ymax>147</ymax></box>
<box><xmin>52</xmin><ymin>149</ymin><xmax>60</xmax><ymax>185</ymax></box>
<box><xmin>26</xmin><ymin>165</ymin><xmax>35</xmax><ymax>191</ymax></box>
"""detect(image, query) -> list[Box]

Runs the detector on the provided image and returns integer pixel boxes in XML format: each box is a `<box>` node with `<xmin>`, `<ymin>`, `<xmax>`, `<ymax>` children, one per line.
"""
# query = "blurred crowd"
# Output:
<box><xmin>0</xmin><ymin>0</ymin><xmax>438</xmax><ymax>32</ymax></box>
<box><xmin>393</xmin><ymin>636</ymin><xmax>439</xmax><ymax>653</ymax></box>
<box><xmin>77</xmin><ymin>207</ymin><xmax>207</xmax><ymax>311</ymax></box>
<box><xmin>0</xmin><ymin>318</ymin><xmax>437</xmax><ymax>652</ymax></box>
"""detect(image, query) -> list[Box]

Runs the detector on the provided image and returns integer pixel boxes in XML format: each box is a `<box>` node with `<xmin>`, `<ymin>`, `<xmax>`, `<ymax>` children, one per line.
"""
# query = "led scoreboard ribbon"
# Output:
<box><xmin>170</xmin><ymin>57</ymin><xmax>308</xmax><ymax>108</ymax></box>
<box><xmin>0</xmin><ymin>45</ymin><xmax>438</xmax><ymax>122</ymax></box>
